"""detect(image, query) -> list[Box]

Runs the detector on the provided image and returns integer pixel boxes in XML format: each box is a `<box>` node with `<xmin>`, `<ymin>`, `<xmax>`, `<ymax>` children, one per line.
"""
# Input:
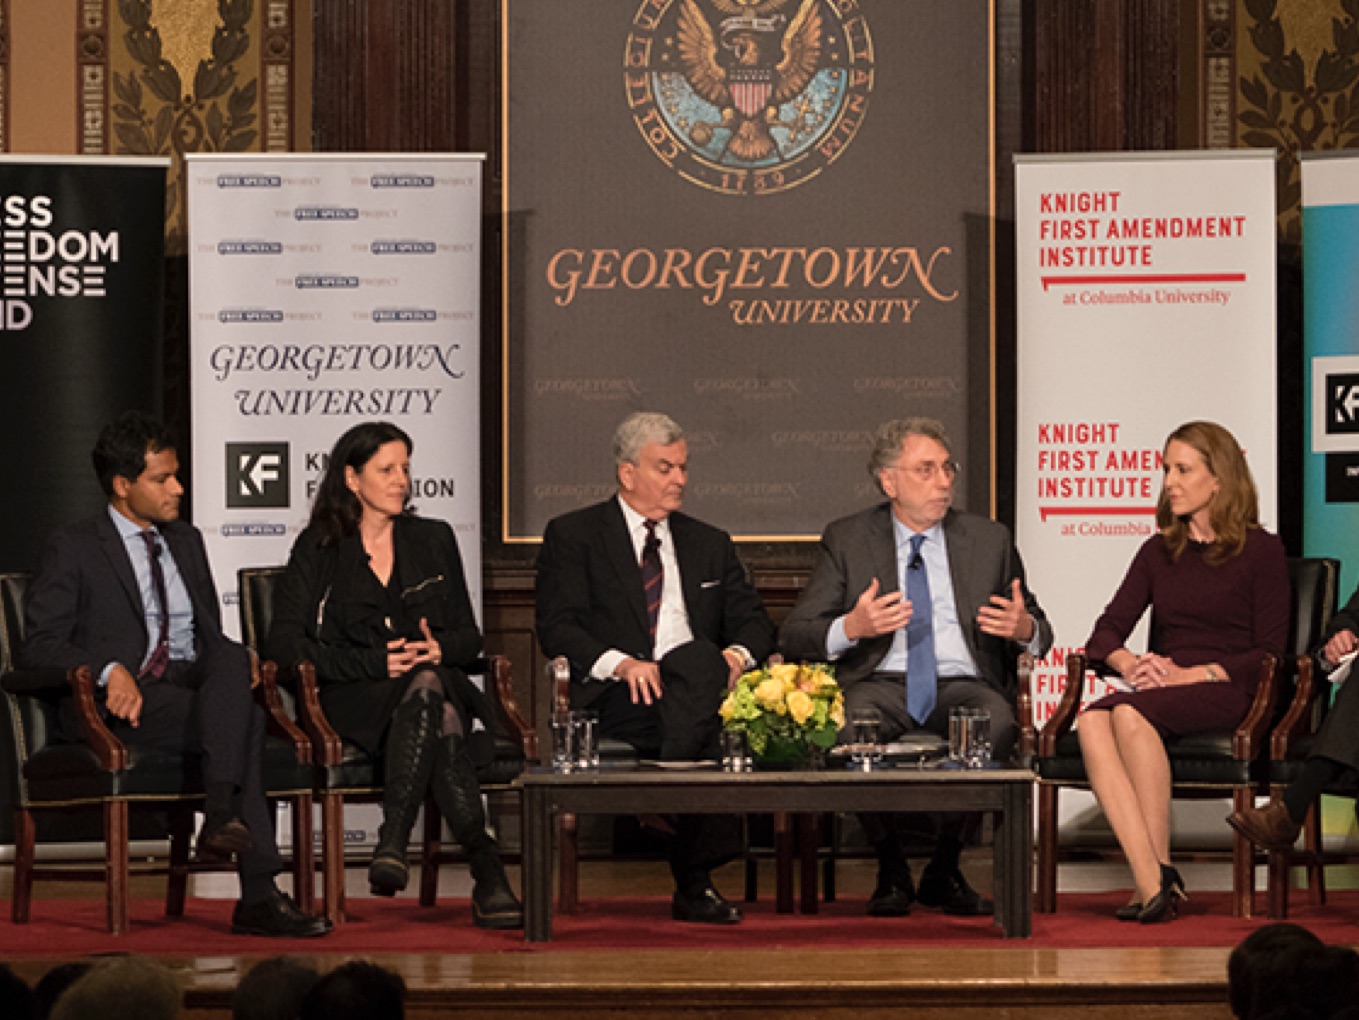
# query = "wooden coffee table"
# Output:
<box><xmin>516</xmin><ymin>765</ymin><xmax>1033</xmax><ymax>941</ymax></box>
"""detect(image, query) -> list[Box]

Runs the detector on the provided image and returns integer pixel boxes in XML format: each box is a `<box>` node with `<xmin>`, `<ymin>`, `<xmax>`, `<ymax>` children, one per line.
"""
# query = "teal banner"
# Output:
<box><xmin>1303</xmin><ymin>155</ymin><xmax>1359</xmax><ymax>589</ymax></box>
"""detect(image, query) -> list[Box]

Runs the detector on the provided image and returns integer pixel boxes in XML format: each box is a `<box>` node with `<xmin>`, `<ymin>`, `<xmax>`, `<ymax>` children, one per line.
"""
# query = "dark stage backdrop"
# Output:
<box><xmin>503</xmin><ymin>0</ymin><xmax>998</xmax><ymax>540</ymax></box>
<box><xmin>0</xmin><ymin>157</ymin><xmax>167</xmax><ymax>572</ymax></box>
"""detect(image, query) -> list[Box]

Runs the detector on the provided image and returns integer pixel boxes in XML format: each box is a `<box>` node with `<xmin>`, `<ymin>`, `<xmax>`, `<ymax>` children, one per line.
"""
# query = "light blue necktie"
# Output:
<box><xmin>906</xmin><ymin>533</ymin><xmax>937</xmax><ymax>724</ymax></box>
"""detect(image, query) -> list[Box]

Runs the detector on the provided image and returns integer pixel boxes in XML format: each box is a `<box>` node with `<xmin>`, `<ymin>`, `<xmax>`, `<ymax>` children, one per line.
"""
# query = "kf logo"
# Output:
<box><xmin>1327</xmin><ymin>374</ymin><xmax>1359</xmax><ymax>435</ymax></box>
<box><xmin>226</xmin><ymin>442</ymin><xmax>290</xmax><ymax>508</ymax></box>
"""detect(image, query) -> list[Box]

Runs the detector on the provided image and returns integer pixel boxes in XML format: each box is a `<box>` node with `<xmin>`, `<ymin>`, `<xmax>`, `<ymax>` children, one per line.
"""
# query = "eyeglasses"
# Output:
<box><xmin>890</xmin><ymin>460</ymin><xmax>959</xmax><ymax>482</ymax></box>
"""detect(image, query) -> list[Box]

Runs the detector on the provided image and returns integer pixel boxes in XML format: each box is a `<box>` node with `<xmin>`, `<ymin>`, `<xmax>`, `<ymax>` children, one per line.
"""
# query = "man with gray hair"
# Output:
<box><xmin>782</xmin><ymin>417</ymin><xmax>1052</xmax><ymax>918</ymax></box>
<box><xmin>536</xmin><ymin>411</ymin><xmax>776</xmax><ymax>924</ymax></box>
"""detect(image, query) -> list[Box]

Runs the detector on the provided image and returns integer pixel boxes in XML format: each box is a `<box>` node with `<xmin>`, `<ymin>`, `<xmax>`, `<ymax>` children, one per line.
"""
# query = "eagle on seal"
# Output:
<box><xmin>676</xmin><ymin>0</ymin><xmax>824</xmax><ymax>162</ymax></box>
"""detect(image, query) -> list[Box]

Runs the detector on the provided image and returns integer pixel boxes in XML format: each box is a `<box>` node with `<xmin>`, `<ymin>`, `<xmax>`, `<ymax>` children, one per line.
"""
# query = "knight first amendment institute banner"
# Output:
<box><xmin>186</xmin><ymin>155</ymin><xmax>484</xmax><ymax>636</ymax></box>
<box><xmin>1015</xmin><ymin>151</ymin><xmax>1279</xmax><ymax>726</ymax></box>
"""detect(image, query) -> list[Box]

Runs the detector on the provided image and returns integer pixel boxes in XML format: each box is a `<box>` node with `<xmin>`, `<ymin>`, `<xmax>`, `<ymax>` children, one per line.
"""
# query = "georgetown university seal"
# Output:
<box><xmin>626</xmin><ymin>0</ymin><xmax>875</xmax><ymax>195</ymax></box>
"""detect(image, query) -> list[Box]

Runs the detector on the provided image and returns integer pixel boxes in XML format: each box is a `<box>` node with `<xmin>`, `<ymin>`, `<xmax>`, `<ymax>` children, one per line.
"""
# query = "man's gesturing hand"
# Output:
<box><xmin>843</xmin><ymin>577</ymin><xmax>912</xmax><ymax>641</ymax></box>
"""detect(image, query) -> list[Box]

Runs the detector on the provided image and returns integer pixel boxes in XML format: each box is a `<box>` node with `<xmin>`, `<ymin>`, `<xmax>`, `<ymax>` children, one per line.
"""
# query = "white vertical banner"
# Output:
<box><xmin>1015</xmin><ymin>150</ymin><xmax>1278</xmax><ymax>730</ymax></box>
<box><xmin>187</xmin><ymin>154</ymin><xmax>484</xmax><ymax>636</ymax></box>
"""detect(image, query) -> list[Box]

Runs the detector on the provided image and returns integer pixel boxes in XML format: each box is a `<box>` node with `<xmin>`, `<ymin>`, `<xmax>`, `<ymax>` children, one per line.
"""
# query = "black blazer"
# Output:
<box><xmin>779</xmin><ymin>504</ymin><xmax>1053</xmax><ymax>695</ymax></box>
<box><xmin>20</xmin><ymin>511</ymin><xmax>233</xmax><ymax>674</ymax></box>
<box><xmin>265</xmin><ymin>515</ymin><xmax>482</xmax><ymax>683</ymax></box>
<box><xmin>534</xmin><ymin>498</ymin><xmax>776</xmax><ymax>706</ymax></box>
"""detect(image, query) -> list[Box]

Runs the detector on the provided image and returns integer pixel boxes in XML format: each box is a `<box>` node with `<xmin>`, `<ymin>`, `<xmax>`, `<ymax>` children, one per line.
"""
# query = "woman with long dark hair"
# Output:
<box><xmin>267</xmin><ymin>421</ymin><xmax>521</xmax><ymax>929</ymax></box>
<box><xmin>1077</xmin><ymin>421</ymin><xmax>1289</xmax><ymax>923</ymax></box>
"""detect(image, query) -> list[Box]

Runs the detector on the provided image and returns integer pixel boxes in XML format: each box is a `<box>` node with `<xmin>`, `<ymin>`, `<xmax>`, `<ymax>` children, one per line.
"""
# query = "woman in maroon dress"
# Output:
<box><xmin>1078</xmin><ymin>421</ymin><xmax>1289</xmax><ymax>923</ymax></box>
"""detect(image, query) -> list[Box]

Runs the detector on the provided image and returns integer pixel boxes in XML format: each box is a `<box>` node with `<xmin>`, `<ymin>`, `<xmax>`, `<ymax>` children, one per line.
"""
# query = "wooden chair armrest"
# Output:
<box><xmin>66</xmin><ymin>665</ymin><xmax>127</xmax><ymax>770</ymax></box>
<box><xmin>486</xmin><ymin>654</ymin><xmax>538</xmax><ymax>763</ymax></box>
<box><xmin>1270</xmin><ymin>654</ymin><xmax>1317</xmax><ymax>759</ymax></box>
<box><xmin>2</xmin><ymin>665</ymin><xmax>128</xmax><ymax>769</ymax></box>
<box><xmin>1036</xmin><ymin>653</ymin><xmax>1087</xmax><ymax>757</ymax></box>
<box><xmin>288</xmin><ymin>660</ymin><xmax>346</xmax><ymax>766</ymax></box>
<box><xmin>252</xmin><ymin>653</ymin><xmax>312</xmax><ymax>765</ymax></box>
<box><xmin>552</xmin><ymin>655</ymin><xmax>571</xmax><ymax>717</ymax></box>
<box><xmin>1014</xmin><ymin>652</ymin><xmax>1036</xmax><ymax>762</ymax></box>
<box><xmin>1233</xmin><ymin>653</ymin><xmax>1279</xmax><ymax>760</ymax></box>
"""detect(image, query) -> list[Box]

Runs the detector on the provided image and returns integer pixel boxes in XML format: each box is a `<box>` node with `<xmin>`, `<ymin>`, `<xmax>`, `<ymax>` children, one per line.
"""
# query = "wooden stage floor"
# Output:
<box><xmin>0</xmin><ymin>856</ymin><xmax>1273</xmax><ymax>1019</ymax></box>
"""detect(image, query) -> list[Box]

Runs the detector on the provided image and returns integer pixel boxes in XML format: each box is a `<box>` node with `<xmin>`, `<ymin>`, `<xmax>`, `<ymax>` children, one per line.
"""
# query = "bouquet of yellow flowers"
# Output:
<box><xmin>719</xmin><ymin>662</ymin><xmax>844</xmax><ymax>766</ymax></box>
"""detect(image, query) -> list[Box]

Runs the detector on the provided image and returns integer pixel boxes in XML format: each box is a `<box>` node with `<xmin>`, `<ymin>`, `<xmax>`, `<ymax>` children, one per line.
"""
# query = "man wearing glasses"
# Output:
<box><xmin>781</xmin><ymin>417</ymin><xmax>1052</xmax><ymax>919</ymax></box>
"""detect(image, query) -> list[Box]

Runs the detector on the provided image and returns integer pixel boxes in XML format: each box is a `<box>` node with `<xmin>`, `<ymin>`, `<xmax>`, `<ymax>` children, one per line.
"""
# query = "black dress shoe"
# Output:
<box><xmin>231</xmin><ymin>889</ymin><xmax>332</xmax><ymax>938</ymax></box>
<box><xmin>197</xmin><ymin>814</ymin><xmax>253</xmax><ymax>862</ymax></box>
<box><xmin>671</xmin><ymin>885</ymin><xmax>743</xmax><ymax>925</ymax></box>
<box><xmin>916</xmin><ymin>867</ymin><xmax>992</xmax><ymax>916</ymax></box>
<box><xmin>866</xmin><ymin>875</ymin><xmax>914</xmax><ymax>917</ymax></box>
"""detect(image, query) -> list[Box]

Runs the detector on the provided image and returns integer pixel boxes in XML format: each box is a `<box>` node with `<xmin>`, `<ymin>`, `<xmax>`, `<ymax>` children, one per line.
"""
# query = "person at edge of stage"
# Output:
<box><xmin>19</xmin><ymin>411</ymin><xmax>331</xmax><ymax>938</ymax></box>
<box><xmin>1081</xmin><ymin>420</ymin><xmax>1288</xmax><ymax>923</ymax></box>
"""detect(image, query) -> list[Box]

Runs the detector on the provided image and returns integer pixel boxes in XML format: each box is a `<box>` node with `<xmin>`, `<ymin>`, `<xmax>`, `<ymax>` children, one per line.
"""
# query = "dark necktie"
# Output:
<box><xmin>140</xmin><ymin>530</ymin><xmax>171</xmax><ymax>680</ymax></box>
<box><xmin>640</xmin><ymin>520</ymin><xmax>663</xmax><ymax>642</ymax></box>
<box><xmin>906</xmin><ymin>533</ymin><xmax>937</xmax><ymax>723</ymax></box>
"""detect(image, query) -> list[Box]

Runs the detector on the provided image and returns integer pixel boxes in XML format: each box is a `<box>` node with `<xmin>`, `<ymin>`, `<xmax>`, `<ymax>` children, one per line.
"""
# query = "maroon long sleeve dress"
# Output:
<box><xmin>1082</xmin><ymin>528</ymin><xmax>1290</xmax><ymax>737</ymax></box>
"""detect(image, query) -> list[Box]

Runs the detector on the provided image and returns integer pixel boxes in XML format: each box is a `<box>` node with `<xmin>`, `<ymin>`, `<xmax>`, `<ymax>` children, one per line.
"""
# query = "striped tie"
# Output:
<box><xmin>140</xmin><ymin>530</ymin><xmax>171</xmax><ymax>680</ymax></box>
<box><xmin>640</xmin><ymin>520</ymin><xmax>663</xmax><ymax>642</ymax></box>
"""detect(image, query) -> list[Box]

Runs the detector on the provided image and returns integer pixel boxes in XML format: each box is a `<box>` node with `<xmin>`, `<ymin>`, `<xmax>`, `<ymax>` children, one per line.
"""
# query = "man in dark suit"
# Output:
<box><xmin>19</xmin><ymin>411</ymin><xmax>330</xmax><ymax>937</ymax></box>
<box><xmin>535</xmin><ymin>411</ymin><xmax>776</xmax><ymax>924</ymax></box>
<box><xmin>1230</xmin><ymin>584</ymin><xmax>1359</xmax><ymax>851</ymax></box>
<box><xmin>781</xmin><ymin>417</ymin><xmax>1052</xmax><ymax>918</ymax></box>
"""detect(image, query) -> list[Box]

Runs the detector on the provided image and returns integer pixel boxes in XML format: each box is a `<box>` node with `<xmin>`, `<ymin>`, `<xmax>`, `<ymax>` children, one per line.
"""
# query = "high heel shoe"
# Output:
<box><xmin>1137</xmin><ymin>863</ymin><xmax>1188</xmax><ymax>924</ymax></box>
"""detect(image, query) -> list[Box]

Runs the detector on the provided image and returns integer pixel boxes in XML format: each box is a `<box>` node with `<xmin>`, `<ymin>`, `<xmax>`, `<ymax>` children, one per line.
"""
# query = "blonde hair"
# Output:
<box><xmin>1156</xmin><ymin>420</ymin><xmax>1259</xmax><ymax>564</ymax></box>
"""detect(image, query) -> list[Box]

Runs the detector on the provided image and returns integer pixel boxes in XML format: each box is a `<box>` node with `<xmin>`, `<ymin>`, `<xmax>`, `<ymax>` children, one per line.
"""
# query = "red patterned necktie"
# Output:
<box><xmin>640</xmin><ymin>520</ymin><xmax>663</xmax><ymax>642</ymax></box>
<box><xmin>140</xmin><ymin>530</ymin><xmax>171</xmax><ymax>680</ymax></box>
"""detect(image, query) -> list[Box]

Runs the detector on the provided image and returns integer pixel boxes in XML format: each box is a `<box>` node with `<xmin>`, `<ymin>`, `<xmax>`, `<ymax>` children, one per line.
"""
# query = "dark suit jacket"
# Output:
<box><xmin>265</xmin><ymin>515</ymin><xmax>482</xmax><ymax>682</ymax></box>
<box><xmin>535</xmin><ymin>498</ymin><xmax>776</xmax><ymax>707</ymax></box>
<box><xmin>19</xmin><ymin>511</ymin><xmax>234</xmax><ymax>675</ymax></box>
<box><xmin>779</xmin><ymin>504</ymin><xmax>1053</xmax><ymax>696</ymax></box>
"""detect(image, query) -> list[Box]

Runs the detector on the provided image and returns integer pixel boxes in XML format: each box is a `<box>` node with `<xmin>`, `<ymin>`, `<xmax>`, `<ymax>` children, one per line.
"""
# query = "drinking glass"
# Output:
<box><xmin>720</xmin><ymin>729</ymin><xmax>752</xmax><ymax>772</ymax></box>
<box><xmin>964</xmin><ymin>710</ymin><xmax>992</xmax><ymax>769</ymax></box>
<box><xmin>849</xmin><ymin>708</ymin><xmax>883</xmax><ymax>770</ymax></box>
<box><xmin>948</xmin><ymin>706</ymin><xmax>971</xmax><ymax>763</ymax></box>
<box><xmin>570</xmin><ymin>710</ymin><xmax>599</xmax><ymax>771</ymax></box>
<box><xmin>551</xmin><ymin>713</ymin><xmax>575</xmax><ymax>773</ymax></box>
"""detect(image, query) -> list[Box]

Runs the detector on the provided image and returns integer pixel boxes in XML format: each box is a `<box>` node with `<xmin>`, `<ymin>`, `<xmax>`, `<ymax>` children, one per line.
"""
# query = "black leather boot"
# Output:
<box><xmin>369</xmin><ymin>690</ymin><xmax>442</xmax><ymax>896</ymax></box>
<box><xmin>431</xmin><ymin>733</ymin><xmax>524</xmax><ymax>930</ymax></box>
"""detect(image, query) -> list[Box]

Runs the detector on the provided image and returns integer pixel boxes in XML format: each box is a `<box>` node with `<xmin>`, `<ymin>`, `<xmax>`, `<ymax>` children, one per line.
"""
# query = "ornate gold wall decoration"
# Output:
<box><xmin>80</xmin><ymin>0</ymin><xmax>294</xmax><ymax>253</ymax></box>
<box><xmin>1233</xmin><ymin>0</ymin><xmax>1359</xmax><ymax>244</ymax></box>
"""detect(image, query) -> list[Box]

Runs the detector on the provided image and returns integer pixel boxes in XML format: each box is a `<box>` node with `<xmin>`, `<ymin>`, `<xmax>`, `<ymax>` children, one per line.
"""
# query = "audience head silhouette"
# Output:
<box><xmin>48</xmin><ymin>956</ymin><xmax>181</xmax><ymax>1020</ymax></box>
<box><xmin>299</xmin><ymin>960</ymin><xmax>406</xmax><ymax>1020</ymax></box>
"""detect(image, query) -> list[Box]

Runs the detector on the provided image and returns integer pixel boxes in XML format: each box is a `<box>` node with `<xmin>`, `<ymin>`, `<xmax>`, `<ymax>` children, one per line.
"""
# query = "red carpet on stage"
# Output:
<box><xmin>3</xmin><ymin>891</ymin><xmax>1358</xmax><ymax>957</ymax></box>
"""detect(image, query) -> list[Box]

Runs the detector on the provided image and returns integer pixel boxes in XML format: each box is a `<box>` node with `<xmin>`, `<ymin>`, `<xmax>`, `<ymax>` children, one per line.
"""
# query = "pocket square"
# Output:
<box><xmin>700</xmin><ymin>580</ymin><xmax>721</xmax><ymax>588</ymax></box>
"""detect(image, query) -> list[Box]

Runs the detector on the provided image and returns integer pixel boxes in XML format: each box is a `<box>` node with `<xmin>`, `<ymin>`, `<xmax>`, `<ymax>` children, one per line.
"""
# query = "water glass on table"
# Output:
<box><xmin>949</xmin><ymin>707</ymin><xmax>992</xmax><ymax>768</ymax></box>
<box><xmin>720</xmin><ymin>729</ymin><xmax>752</xmax><ymax>772</ymax></box>
<box><xmin>551</xmin><ymin>710</ymin><xmax>576</xmax><ymax>773</ymax></box>
<box><xmin>570</xmin><ymin>710</ymin><xmax>599</xmax><ymax>771</ymax></box>
<box><xmin>964</xmin><ymin>709</ymin><xmax>992</xmax><ymax>768</ymax></box>
<box><xmin>849</xmin><ymin>708</ymin><xmax>883</xmax><ymax>770</ymax></box>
